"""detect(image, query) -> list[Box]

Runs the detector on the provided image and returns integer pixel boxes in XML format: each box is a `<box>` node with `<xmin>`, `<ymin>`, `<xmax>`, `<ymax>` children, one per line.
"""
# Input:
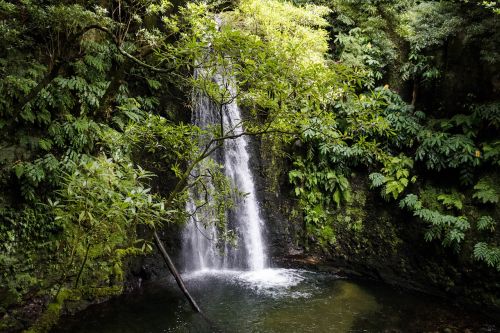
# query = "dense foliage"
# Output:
<box><xmin>284</xmin><ymin>0</ymin><xmax>500</xmax><ymax>268</ymax></box>
<box><xmin>0</xmin><ymin>0</ymin><xmax>499</xmax><ymax>331</ymax></box>
<box><xmin>0</xmin><ymin>1</ymin><xmax>216</xmax><ymax>331</ymax></box>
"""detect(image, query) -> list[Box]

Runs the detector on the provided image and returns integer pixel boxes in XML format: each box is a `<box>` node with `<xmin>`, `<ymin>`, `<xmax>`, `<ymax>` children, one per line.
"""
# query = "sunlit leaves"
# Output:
<box><xmin>399</xmin><ymin>2</ymin><xmax>463</xmax><ymax>51</ymax></box>
<box><xmin>335</xmin><ymin>28</ymin><xmax>386</xmax><ymax>88</ymax></box>
<box><xmin>370</xmin><ymin>154</ymin><xmax>415</xmax><ymax>200</ymax></box>
<box><xmin>52</xmin><ymin>153</ymin><xmax>171</xmax><ymax>291</ymax></box>
<box><xmin>212</xmin><ymin>0</ymin><xmax>336</xmax><ymax>130</ymax></box>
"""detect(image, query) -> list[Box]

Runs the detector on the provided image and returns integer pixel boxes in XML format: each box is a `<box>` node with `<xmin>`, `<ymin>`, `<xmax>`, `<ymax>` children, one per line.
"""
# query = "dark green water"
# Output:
<box><xmin>54</xmin><ymin>269</ymin><xmax>498</xmax><ymax>333</ymax></box>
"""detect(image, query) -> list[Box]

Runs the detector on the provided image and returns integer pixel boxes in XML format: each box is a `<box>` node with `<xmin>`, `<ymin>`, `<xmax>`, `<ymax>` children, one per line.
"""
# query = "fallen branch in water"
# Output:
<box><xmin>153</xmin><ymin>231</ymin><xmax>223</xmax><ymax>332</ymax></box>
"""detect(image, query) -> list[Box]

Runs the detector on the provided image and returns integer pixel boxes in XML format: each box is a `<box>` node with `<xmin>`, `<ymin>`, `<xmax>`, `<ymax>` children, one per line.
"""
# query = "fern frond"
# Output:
<box><xmin>473</xmin><ymin>177</ymin><xmax>499</xmax><ymax>204</ymax></box>
<box><xmin>477</xmin><ymin>215</ymin><xmax>496</xmax><ymax>232</ymax></box>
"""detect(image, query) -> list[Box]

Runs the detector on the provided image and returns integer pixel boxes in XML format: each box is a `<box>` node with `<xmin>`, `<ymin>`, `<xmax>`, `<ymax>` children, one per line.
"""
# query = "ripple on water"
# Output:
<box><xmin>53</xmin><ymin>269</ymin><xmax>498</xmax><ymax>333</ymax></box>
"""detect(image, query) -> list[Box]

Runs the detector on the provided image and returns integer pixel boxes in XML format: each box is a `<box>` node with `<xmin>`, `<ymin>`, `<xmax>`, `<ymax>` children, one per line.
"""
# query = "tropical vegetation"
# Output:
<box><xmin>0</xmin><ymin>0</ymin><xmax>498</xmax><ymax>331</ymax></box>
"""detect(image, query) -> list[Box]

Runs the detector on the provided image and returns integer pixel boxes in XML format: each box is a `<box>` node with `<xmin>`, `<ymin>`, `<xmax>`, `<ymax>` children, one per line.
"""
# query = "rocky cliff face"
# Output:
<box><xmin>254</xmin><ymin>136</ymin><xmax>500</xmax><ymax>317</ymax></box>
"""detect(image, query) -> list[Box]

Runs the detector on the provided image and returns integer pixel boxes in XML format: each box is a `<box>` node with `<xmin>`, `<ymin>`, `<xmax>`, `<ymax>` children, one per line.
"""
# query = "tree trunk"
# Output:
<box><xmin>411</xmin><ymin>80</ymin><xmax>418</xmax><ymax>107</ymax></box>
<box><xmin>15</xmin><ymin>61</ymin><xmax>64</xmax><ymax>112</ymax></box>
<box><xmin>153</xmin><ymin>231</ymin><xmax>222</xmax><ymax>331</ymax></box>
<box><xmin>153</xmin><ymin>231</ymin><xmax>202</xmax><ymax>313</ymax></box>
<box><xmin>97</xmin><ymin>59</ymin><xmax>129</xmax><ymax>118</ymax></box>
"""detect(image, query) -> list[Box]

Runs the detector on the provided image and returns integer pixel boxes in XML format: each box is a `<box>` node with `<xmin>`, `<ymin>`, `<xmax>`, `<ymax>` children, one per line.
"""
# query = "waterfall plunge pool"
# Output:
<box><xmin>53</xmin><ymin>268</ymin><xmax>498</xmax><ymax>333</ymax></box>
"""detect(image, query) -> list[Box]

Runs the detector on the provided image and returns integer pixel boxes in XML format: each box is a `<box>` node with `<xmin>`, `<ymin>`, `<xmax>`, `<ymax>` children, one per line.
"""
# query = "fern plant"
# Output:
<box><xmin>474</xmin><ymin>242</ymin><xmax>500</xmax><ymax>271</ymax></box>
<box><xmin>437</xmin><ymin>191</ymin><xmax>464</xmax><ymax>210</ymax></box>
<box><xmin>369</xmin><ymin>154</ymin><xmax>416</xmax><ymax>200</ymax></box>
<box><xmin>473</xmin><ymin>177</ymin><xmax>499</xmax><ymax>204</ymax></box>
<box><xmin>477</xmin><ymin>215</ymin><xmax>496</xmax><ymax>232</ymax></box>
<box><xmin>400</xmin><ymin>194</ymin><xmax>470</xmax><ymax>248</ymax></box>
<box><xmin>289</xmin><ymin>157</ymin><xmax>351</xmax><ymax>246</ymax></box>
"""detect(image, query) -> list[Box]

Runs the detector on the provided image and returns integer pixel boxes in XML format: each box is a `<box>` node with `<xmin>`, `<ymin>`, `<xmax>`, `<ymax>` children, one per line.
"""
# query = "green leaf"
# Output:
<box><xmin>14</xmin><ymin>164</ymin><xmax>24</xmax><ymax>178</ymax></box>
<box><xmin>473</xmin><ymin>178</ymin><xmax>499</xmax><ymax>204</ymax></box>
<box><xmin>437</xmin><ymin>193</ymin><xmax>463</xmax><ymax>210</ymax></box>
<box><xmin>146</xmin><ymin>79</ymin><xmax>162</xmax><ymax>90</ymax></box>
<box><xmin>477</xmin><ymin>216</ymin><xmax>496</xmax><ymax>232</ymax></box>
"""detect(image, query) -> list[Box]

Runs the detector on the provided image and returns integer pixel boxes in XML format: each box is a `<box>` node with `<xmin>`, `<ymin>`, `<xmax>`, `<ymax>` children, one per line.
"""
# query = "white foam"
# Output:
<box><xmin>183</xmin><ymin>268</ymin><xmax>313</xmax><ymax>298</ymax></box>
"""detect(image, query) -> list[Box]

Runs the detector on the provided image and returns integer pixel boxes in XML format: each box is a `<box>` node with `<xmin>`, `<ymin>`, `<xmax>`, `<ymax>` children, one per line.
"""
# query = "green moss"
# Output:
<box><xmin>332</xmin><ymin>185</ymin><xmax>368</xmax><ymax>238</ymax></box>
<box><xmin>326</xmin><ymin>180</ymin><xmax>404</xmax><ymax>261</ymax></box>
<box><xmin>24</xmin><ymin>302</ymin><xmax>62</xmax><ymax>333</ymax></box>
<box><xmin>0</xmin><ymin>313</ymin><xmax>21</xmax><ymax>332</ymax></box>
<box><xmin>260</xmin><ymin>134</ymin><xmax>287</xmax><ymax>193</ymax></box>
<box><xmin>23</xmin><ymin>284</ymin><xmax>124</xmax><ymax>333</ymax></box>
<box><xmin>80</xmin><ymin>286</ymin><xmax>123</xmax><ymax>300</ymax></box>
<box><xmin>418</xmin><ymin>185</ymin><xmax>442</xmax><ymax>211</ymax></box>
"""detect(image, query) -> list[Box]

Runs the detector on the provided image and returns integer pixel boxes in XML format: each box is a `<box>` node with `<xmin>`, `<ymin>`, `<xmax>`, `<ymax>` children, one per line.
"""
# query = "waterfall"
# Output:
<box><xmin>182</xmin><ymin>61</ymin><xmax>267</xmax><ymax>272</ymax></box>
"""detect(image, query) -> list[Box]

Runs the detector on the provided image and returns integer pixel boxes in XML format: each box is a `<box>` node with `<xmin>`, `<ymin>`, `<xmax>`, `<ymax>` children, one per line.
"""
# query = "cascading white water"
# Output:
<box><xmin>180</xmin><ymin>18</ymin><xmax>308</xmax><ymax>297</ymax></box>
<box><xmin>219</xmin><ymin>73</ymin><xmax>266</xmax><ymax>271</ymax></box>
<box><xmin>182</xmin><ymin>62</ymin><xmax>267</xmax><ymax>272</ymax></box>
<box><xmin>181</xmin><ymin>65</ymin><xmax>223</xmax><ymax>272</ymax></box>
